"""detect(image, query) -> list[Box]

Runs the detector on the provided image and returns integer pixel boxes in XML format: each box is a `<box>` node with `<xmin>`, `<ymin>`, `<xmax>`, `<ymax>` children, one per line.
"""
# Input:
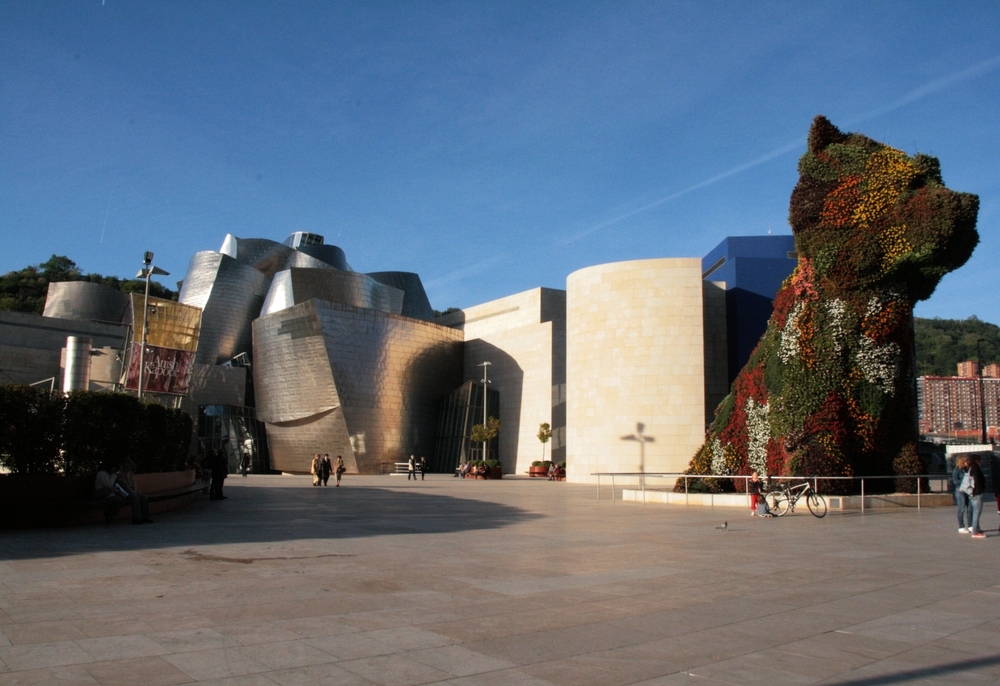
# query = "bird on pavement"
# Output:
<box><xmin>716</xmin><ymin>521</ymin><xmax>728</xmax><ymax>530</ymax></box>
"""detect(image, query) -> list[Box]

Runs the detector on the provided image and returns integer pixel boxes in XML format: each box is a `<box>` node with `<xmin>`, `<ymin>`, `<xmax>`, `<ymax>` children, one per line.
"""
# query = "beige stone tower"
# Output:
<box><xmin>566</xmin><ymin>258</ymin><xmax>725</xmax><ymax>483</ymax></box>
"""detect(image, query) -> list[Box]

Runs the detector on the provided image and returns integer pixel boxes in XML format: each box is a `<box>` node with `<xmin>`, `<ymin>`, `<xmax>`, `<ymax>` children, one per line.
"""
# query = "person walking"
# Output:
<box><xmin>968</xmin><ymin>454</ymin><xmax>987</xmax><ymax>538</ymax></box>
<box><xmin>239</xmin><ymin>451</ymin><xmax>250</xmax><ymax>477</ymax></box>
<box><xmin>335</xmin><ymin>455</ymin><xmax>345</xmax><ymax>486</ymax></box>
<box><xmin>311</xmin><ymin>453</ymin><xmax>322</xmax><ymax>486</ymax></box>
<box><xmin>953</xmin><ymin>455</ymin><xmax>972</xmax><ymax>533</ymax></box>
<box><xmin>419</xmin><ymin>456</ymin><xmax>427</xmax><ymax>480</ymax></box>
<box><xmin>407</xmin><ymin>455</ymin><xmax>416</xmax><ymax>481</ymax></box>
<box><xmin>321</xmin><ymin>454</ymin><xmax>332</xmax><ymax>486</ymax></box>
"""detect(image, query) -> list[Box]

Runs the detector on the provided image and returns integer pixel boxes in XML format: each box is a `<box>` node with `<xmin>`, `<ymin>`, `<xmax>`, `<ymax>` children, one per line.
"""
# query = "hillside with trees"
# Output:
<box><xmin>0</xmin><ymin>255</ymin><xmax>178</xmax><ymax>315</ymax></box>
<box><xmin>914</xmin><ymin>316</ymin><xmax>1000</xmax><ymax>376</ymax></box>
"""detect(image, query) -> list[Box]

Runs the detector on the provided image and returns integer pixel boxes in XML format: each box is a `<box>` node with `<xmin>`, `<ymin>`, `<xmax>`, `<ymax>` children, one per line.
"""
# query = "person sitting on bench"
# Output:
<box><xmin>93</xmin><ymin>464</ymin><xmax>125</xmax><ymax>525</ymax></box>
<box><xmin>117</xmin><ymin>459</ymin><xmax>153</xmax><ymax>525</ymax></box>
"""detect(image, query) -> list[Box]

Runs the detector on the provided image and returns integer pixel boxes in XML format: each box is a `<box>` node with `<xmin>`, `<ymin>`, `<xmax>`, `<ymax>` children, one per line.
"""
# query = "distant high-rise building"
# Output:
<box><xmin>984</xmin><ymin>363</ymin><xmax>1000</xmax><ymax>378</ymax></box>
<box><xmin>918</xmin><ymin>376</ymin><xmax>1000</xmax><ymax>441</ymax></box>
<box><xmin>957</xmin><ymin>360</ymin><xmax>980</xmax><ymax>378</ymax></box>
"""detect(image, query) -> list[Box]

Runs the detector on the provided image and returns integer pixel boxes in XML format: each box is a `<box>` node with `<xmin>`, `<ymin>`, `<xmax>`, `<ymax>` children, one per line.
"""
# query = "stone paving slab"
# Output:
<box><xmin>1</xmin><ymin>474</ymin><xmax>999</xmax><ymax>685</ymax></box>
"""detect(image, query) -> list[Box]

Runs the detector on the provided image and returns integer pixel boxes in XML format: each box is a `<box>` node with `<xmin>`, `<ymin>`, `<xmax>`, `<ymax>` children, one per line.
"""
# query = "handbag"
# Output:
<box><xmin>959</xmin><ymin>471</ymin><xmax>975</xmax><ymax>497</ymax></box>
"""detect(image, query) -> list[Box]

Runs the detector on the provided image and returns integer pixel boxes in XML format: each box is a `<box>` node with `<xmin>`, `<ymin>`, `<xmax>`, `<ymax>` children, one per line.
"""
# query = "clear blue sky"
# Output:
<box><xmin>2</xmin><ymin>2</ymin><xmax>997</xmax><ymax>323</ymax></box>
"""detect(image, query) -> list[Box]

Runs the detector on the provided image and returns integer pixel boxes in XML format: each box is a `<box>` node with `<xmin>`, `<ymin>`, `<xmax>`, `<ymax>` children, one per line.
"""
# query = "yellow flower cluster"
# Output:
<box><xmin>851</xmin><ymin>148</ymin><xmax>918</xmax><ymax>229</ymax></box>
<box><xmin>878</xmin><ymin>225</ymin><xmax>912</xmax><ymax>275</ymax></box>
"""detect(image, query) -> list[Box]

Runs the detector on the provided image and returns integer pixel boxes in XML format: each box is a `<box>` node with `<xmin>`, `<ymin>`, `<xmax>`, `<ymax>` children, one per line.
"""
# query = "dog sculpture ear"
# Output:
<box><xmin>807</xmin><ymin>115</ymin><xmax>846</xmax><ymax>153</ymax></box>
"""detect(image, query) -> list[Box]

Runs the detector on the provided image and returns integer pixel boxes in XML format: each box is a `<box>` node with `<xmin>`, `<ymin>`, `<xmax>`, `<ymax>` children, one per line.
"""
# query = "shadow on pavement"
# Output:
<box><xmin>0</xmin><ymin>483</ymin><xmax>538</xmax><ymax>560</ymax></box>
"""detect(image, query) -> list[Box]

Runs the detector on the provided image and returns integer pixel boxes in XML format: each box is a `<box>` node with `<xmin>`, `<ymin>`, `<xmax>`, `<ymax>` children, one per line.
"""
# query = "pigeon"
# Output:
<box><xmin>716</xmin><ymin>521</ymin><xmax>728</xmax><ymax>530</ymax></box>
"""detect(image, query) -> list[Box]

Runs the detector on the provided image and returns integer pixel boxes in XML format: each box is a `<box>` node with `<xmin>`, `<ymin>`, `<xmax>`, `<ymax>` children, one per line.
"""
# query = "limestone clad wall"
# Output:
<box><xmin>566</xmin><ymin>259</ymin><xmax>706</xmax><ymax>483</ymax></box>
<box><xmin>442</xmin><ymin>288</ymin><xmax>566</xmax><ymax>476</ymax></box>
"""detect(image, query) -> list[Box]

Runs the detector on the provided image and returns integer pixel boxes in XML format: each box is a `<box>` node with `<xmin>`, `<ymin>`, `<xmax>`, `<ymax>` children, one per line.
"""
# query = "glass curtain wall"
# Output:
<box><xmin>198</xmin><ymin>405</ymin><xmax>271</xmax><ymax>474</ymax></box>
<box><xmin>432</xmin><ymin>380</ymin><xmax>499</xmax><ymax>473</ymax></box>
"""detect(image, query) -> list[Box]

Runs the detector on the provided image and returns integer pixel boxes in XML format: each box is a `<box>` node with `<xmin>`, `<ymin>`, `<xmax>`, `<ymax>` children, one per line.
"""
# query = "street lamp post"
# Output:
<box><xmin>135</xmin><ymin>252</ymin><xmax>169</xmax><ymax>400</ymax></box>
<box><xmin>477</xmin><ymin>361</ymin><xmax>492</xmax><ymax>461</ymax></box>
<box><xmin>977</xmin><ymin>338</ymin><xmax>988</xmax><ymax>444</ymax></box>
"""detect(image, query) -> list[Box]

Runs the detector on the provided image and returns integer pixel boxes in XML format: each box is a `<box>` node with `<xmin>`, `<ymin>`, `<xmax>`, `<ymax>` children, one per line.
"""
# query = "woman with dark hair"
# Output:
<box><xmin>968</xmin><ymin>454</ymin><xmax>987</xmax><ymax>538</ymax></box>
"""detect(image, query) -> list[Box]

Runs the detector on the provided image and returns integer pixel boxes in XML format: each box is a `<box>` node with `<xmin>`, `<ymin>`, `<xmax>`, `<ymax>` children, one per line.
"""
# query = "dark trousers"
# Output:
<box><xmin>408</xmin><ymin>468</ymin><xmax>415</xmax><ymax>480</ymax></box>
<box><xmin>210</xmin><ymin>472</ymin><xmax>226</xmax><ymax>500</ymax></box>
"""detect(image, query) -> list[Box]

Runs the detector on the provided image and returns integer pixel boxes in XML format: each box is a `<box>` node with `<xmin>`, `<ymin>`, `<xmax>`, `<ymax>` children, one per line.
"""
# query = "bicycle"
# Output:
<box><xmin>763</xmin><ymin>480</ymin><xmax>827</xmax><ymax>518</ymax></box>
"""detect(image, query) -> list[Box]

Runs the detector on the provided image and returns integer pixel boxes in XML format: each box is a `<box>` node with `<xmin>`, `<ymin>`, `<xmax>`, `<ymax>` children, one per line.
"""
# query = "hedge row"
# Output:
<box><xmin>0</xmin><ymin>385</ymin><xmax>192</xmax><ymax>476</ymax></box>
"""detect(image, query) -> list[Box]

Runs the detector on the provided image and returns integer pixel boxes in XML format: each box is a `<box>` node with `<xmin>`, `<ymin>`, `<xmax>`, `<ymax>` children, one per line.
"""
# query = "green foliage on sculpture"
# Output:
<box><xmin>681</xmin><ymin>116</ymin><xmax>979</xmax><ymax>493</ymax></box>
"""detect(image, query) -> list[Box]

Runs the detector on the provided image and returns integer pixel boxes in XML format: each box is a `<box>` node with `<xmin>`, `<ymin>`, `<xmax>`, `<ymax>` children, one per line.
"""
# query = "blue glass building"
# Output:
<box><xmin>702</xmin><ymin>236</ymin><xmax>798</xmax><ymax>385</ymax></box>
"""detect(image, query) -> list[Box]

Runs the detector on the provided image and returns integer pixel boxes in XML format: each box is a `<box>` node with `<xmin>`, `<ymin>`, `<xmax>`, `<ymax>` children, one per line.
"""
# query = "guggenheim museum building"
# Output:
<box><xmin>0</xmin><ymin>231</ymin><xmax>796</xmax><ymax>481</ymax></box>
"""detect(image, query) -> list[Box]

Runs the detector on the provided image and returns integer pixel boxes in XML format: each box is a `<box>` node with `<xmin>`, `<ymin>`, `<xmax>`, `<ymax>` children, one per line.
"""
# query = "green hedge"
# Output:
<box><xmin>0</xmin><ymin>386</ymin><xmax>192</xmax><ymax>476</ymax></box>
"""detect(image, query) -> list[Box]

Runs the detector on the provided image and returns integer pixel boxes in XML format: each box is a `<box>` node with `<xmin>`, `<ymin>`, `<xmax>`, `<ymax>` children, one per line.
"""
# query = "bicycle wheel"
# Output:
<box><xmin>806</xmin><ymin>493</ymin><xmax>827</xmax><ymax>518</ymax></box>
<box><xmin>765</xmin><ymin>491</ymin><xmax>789</xmax><ymax>516</ymax></box>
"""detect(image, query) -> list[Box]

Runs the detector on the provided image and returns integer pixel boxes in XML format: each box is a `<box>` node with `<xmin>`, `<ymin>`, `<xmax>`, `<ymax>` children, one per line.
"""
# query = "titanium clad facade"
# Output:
<box><xmin>43</xmin><ymin>282</ymin><xmax>129</xmax><ymax>323</ymax></box>
<box><xmin>179</xmin><ymin>251</ymin><xmax>271</xmax><ymax>364</ymax></box>
<box><xmin>366</xmin><ymin>272</ymin><xmax>435</xmax><ymax>321</ymax></box>
<box><xmin>261</xmin><ymin>269</ymin><xmax>404</xmax><ymax>317</ymax></box>
<box><xmin>253</xmin><ymin>300</ymin><xmax>463</xmax><ymax>474</ymax></box>
<box><xmin>295</xmin><ymin>244</ymin><xmax>350</xmax><ymax>271</ymax></box>
<box><xmin>220</xmin><ymin>235</ymin><xmax>295</xmax><ymax>277</ymax></box>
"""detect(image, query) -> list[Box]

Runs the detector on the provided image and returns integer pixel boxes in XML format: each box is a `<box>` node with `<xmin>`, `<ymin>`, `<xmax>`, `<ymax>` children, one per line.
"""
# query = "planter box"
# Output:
<box><xmin>0</xmin><ymin>469</ymin><xmax>198</xmax><ymax>528</ymax></box>
<box><xmin>528</xmin><ymin>466</ymin><xmax>548</xmax><ymax>477</ymax></box>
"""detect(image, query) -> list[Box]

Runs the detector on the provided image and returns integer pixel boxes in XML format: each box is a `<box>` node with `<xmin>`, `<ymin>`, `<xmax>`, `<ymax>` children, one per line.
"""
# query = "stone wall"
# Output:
<box><xmin>566</xmin><ymin>259</ymin><xmax>707</xmax><ymax>483</ymax></box>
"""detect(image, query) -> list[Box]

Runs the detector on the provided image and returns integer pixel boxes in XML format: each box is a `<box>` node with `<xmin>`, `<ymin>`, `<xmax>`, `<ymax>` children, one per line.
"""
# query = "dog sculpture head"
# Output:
<box><xmin>790</xmin><ymin>116</ymin><xmax>978</xmax><ymax>301</ymax></box>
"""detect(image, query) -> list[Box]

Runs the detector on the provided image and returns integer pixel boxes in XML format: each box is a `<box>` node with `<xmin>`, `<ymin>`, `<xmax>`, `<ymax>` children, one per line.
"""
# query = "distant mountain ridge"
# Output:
<box><xmin>914</xmin><ymin>316</ymin><xmax>999</xmax><ymax>376</ymax></box>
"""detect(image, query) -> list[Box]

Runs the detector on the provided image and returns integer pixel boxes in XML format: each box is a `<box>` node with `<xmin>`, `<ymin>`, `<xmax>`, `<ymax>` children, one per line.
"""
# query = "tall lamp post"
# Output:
<box><xmin>135</xmin><ymin>251</ymin><xmax>170</xmax><ymax>399</ymax></box>
<box><xmin>977</xmin><ymin>338</ymin><xmax>988</xmax><ymax>444</ymax></box>
<box><xmin>477</xmin><ymin>361</ymin><xmax>492</xmax><ymax>461</ymax></box>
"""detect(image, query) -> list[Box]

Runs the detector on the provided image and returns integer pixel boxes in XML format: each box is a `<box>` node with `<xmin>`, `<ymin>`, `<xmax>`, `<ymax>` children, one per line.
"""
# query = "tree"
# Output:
<box><xmin>537</xmin><ymin>422</ymin><xmax>552</xmax><ymax>461</ymax></box>
<box><xmin>0</xmin><ymin>255</ymin><xmax>178</xmax><ymax>314</ymax></box>
<box><xmin>470</xmin><ymin>416</ymin><xmax>501</xmax><ymax>461</ymax></box>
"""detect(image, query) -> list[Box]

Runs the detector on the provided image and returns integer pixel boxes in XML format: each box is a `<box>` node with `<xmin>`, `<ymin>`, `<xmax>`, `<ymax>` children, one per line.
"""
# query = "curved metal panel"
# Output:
<box><xmin>252</xmin><ymin>301</ymin><xmax>341</xmax><ymax>423</ymax></box>
<box><xmin>365</xmin><ymin>272</ymin><xmax>435</xmax><ymax>321</ymax></box>
<box><xmin>295</xmin><ymin>244</ymin><xmax>351</xmax><ymax>271</ymax></box>
<box><xmin>282</xmin><ymin>250</ymin><xmax>338</xmax><ymax>271</ymax></box>
<box><xmin>43</xmin><ymin>282</ymin><xmax>129</xmax><ymax>323</ymax></box>
<box><xmin>253</xmin><ymin>300</ymin><xmax>463</xmax><ymax>473</ymax></box>
<box><xmin>179</xmin><ymin>251</ymin><xmax>271</xmax><ymax>364</ymax></box>
<box><xmin>260</xmin><ymin>268</ymin><xmax>404</xmax><ymax>316</ymax></box>
<box><xmin>220</xmin><ymin>237</ymin><xmax>295</xmax><ymax>278</ymax></box>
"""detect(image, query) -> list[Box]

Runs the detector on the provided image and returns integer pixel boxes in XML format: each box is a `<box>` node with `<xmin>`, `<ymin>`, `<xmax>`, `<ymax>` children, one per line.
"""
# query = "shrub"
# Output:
<box><xmin>0</xmin><ymin>385</ymin><xmax>65</xmax><ymax>474</ymax></box>
<box><xmin>63</xmin><ymin>391</ymin><xmax>143</xmax><ymax>475</ymax></box>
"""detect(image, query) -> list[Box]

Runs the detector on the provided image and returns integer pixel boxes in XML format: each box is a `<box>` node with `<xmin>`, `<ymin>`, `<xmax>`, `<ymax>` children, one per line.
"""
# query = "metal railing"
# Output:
<box><xmin>592</xmin><ymin>472</ymin><xmax>951</xmax><ymax>513</ymax></box>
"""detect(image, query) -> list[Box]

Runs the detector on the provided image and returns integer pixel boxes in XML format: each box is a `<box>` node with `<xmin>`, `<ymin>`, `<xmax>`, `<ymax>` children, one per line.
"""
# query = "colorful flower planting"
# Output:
<box><xmin>683</xmin><ymin>116</ymin><xmax>980</xmax><ymax>493</ymax></box>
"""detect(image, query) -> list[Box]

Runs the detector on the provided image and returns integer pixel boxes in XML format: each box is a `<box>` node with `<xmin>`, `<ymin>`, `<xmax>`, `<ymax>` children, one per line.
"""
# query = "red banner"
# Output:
<box><xmin>125</xmin><ymin>343</ymin><xmax>196</xmax><ymax>395</ymax></box>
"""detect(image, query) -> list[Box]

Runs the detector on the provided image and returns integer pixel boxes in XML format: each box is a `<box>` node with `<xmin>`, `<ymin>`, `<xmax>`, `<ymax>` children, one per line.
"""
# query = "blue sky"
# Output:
<box><xmin>2</xmin><ymin>1</ymin><xmax>998</xmax><ymax>323</ymax></box>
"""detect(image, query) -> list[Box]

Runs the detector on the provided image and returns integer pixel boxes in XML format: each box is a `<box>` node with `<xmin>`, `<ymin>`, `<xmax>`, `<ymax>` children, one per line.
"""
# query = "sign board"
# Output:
<box><xmin>124</xmin><ymin>343</ymin><xmax>196</xmax><ymax>395</ymax></box>
<box><xmin>125</xmin><ymin>295</ymin><xmax>202</xmax><ymax>395</ymax></box>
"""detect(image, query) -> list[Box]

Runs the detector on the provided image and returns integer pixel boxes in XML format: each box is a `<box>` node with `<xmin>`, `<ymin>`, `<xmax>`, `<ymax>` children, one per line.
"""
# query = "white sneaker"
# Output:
<box><xmin>959</xmin><ymin>528</ymin><xmax>969</xmax><ymax>533</ymax></box>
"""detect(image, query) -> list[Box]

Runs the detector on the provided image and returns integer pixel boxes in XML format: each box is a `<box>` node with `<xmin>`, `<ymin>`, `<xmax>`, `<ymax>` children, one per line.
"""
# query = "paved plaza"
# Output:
<box><xmin>2</xmin><ymin>475</ymin><xmax>1000</xmax><ymax>685</ymax></box>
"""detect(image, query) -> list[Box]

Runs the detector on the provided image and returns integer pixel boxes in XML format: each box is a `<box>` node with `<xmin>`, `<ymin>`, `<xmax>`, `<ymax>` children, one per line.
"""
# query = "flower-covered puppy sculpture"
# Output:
<box><xmin>684</xmin><ymin>116</ymin><xmax>979</xmax><ymax>491</ymax></box>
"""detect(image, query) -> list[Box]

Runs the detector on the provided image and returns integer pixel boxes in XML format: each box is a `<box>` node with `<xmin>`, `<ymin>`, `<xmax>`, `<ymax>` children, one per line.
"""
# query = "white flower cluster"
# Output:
<box><xmin>745</xmin><ymin>398</ymin><xmax>771</xmax><ymax>477</ymax></box>
<box><xmin>779</xmin><ymin>302</ymin><xmax>806</xmax><ymax>364</ymax></box>
<box><xmin>856</xmin><ymin>336</ymin><xmax>899</xmax><ymax>395</ymax></box>
<box><xmin>710</xmin><ymin>437</ymin><xmax>728</xmax><ymax>475</ymax></box>
<box><xmin>826</xmin><ymin>299</ymin><xmax>848</xmax><ymax>354</ymax></box>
